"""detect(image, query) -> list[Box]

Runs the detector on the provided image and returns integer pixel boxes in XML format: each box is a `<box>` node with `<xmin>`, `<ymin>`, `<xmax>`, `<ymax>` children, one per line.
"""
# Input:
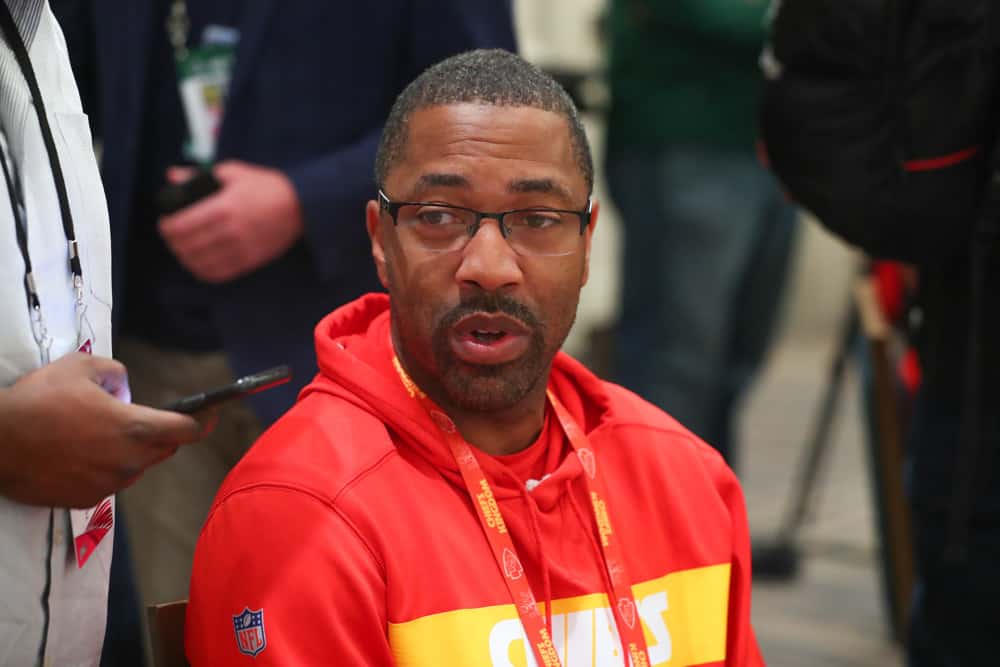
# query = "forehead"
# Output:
<box><xmin>387</xmin><ymin>103</ymin><xmax>585</xmax><ymax>201</ymax></box>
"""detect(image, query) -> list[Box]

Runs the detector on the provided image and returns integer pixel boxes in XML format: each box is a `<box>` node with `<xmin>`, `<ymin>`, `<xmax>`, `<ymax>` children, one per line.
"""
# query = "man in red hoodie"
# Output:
<box><xmin>186</xmin><ymin>49</ymin><xmax>763</xmax><ymax>666</ymax></box>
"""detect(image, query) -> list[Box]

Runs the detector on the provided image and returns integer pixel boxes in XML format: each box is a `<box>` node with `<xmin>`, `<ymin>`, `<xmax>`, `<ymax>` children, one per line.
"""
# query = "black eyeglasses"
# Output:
<box><xmin>378</xmin><ymin>189</ymin><xmax>592</xmax><ymax>257</ymax></box>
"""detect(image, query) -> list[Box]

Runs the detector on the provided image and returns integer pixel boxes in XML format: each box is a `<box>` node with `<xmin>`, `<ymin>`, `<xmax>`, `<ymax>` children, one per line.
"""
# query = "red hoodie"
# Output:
<box><xmin>186</xmin><ymin>293</ymin><xmax>763</xmax><ymax>666</ymax></box>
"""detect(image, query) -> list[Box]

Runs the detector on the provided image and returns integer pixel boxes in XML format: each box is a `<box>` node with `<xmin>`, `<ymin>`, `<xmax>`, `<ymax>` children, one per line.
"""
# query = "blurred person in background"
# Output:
<box><xmin>0</xmin><ymin>1</ymin><xmax>203</xmax><ymax>664</ymax></box>
<box><xmin>604</xmin><ymin>0</ymin><xmax>797</xmax><ymax>465</ymax></box>
<box><xmin>755</xmin><ymin>0</ymin><xmax>1000</xmax><ymax>661</ymax></box>
<box><xmin>902</xmin><ymin>185</ymin><xmax>1000</xmax><ymax>667</ymax></box>
<box><xmin>52</xmin><ymin>0</ymin><xmax>516</xmax><ymax>662</ymax></box>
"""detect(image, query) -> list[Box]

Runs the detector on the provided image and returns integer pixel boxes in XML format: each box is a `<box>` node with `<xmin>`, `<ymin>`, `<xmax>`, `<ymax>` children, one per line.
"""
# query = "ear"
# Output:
<box><xmin>581</xmin><ymin>200</ymin><xmax>599</xmax><ymax>287</ymax></box>
<box><xmin>366</xmin><ymin>199</ymin><xmax>391</xmax><ymax>290</ymax></box>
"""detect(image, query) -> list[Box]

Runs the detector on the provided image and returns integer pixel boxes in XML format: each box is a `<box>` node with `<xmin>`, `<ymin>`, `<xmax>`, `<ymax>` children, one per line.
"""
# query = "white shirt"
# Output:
<box><xmin>0</xmin><ymin>2</ymin><xmax>114</xmax><ymax>665</ymax></box>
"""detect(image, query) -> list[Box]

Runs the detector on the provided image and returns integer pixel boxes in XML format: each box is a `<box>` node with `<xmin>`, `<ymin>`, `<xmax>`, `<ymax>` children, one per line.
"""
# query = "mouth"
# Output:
<box><xmin>449</xmin><ymin>312</ymin><xmax>532</xmax><ymax>366</ymax></box>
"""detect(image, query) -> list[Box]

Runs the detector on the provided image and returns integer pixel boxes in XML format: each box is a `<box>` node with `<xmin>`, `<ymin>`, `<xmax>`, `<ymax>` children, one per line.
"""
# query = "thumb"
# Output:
<box><xmin>87</xmin><ymin>355</ymin><xmax>132</xmax><ymax>402</ymax></box>
<box><xmin>211</xmin><ymin>160</ymin><xmax>252</xmax><ymax>185</ymax></box>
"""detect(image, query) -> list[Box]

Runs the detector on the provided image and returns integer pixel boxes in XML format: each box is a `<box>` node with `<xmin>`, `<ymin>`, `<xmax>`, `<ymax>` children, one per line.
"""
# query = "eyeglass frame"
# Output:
<box><xmin>376</xmin><ymin>188</ymin><xmax>593</xmax><ymax>252</ymax></box>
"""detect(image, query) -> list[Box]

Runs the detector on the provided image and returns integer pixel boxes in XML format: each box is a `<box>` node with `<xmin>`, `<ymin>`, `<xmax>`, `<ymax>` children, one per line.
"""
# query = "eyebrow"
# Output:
<box><xmin>410</xmin><ymin>173</ymin><xmax>575</xmax><ymax>205</ymax></box>
<box><xmin>412</xmin><ymin>173</ymin><xmax>470</xmax><ymax>197</ymax></box>
<box><xmin>507</xmin><ymin>178</ymin><xmax>573</xmax><ymax>203</ymax></box>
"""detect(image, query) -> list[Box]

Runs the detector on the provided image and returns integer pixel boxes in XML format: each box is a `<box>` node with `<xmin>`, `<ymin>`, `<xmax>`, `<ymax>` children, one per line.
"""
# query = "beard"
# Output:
<box><xmin>428</xmin><ymin>292</ymin><xmax>555</xmax><ymax>413</ymax></box>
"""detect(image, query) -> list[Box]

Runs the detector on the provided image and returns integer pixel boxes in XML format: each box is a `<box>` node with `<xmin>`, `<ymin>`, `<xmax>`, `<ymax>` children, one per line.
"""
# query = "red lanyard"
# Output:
<box><xmin>394</xmin><ymin>358</ymin><xmax>650</xmax><ymax>667</ymax></box>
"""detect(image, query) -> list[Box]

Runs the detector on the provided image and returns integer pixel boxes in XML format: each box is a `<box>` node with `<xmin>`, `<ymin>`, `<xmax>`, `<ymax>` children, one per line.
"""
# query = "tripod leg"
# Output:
<box><xmin>754</xmin><ymin>304</ymin><xmax>860</xmax><ymax>578</ymax></box>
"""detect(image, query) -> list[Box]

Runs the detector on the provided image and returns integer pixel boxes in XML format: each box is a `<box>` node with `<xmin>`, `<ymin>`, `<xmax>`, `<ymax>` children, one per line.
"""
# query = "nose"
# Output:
<box><xmin>454</xmin><ymin>218</ymin><xmax>524</xmax><ymax>292</ymax></box>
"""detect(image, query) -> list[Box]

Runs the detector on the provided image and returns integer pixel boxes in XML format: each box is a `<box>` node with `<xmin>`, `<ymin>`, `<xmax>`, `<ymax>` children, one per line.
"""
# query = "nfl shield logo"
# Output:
<box><xmin>232</xmin><ymin>607</ymin><xmax>267</xmax><ymax>657</ymax></box>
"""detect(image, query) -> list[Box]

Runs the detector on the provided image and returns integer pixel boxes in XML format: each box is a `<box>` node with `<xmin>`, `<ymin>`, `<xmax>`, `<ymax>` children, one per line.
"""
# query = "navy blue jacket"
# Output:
<box><xmin>54</xmin><ymin>0</ymin><xmax>517</xmax><ymax>423</ymax></box>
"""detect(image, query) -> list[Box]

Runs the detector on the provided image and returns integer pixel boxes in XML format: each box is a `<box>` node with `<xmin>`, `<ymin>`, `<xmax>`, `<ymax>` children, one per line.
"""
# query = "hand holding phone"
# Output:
<box><xmin>0</xmin><ymin>353</ymin><xmax>203</xmax><ymax>508</ymax></box>
<box><xmin>162</xmin><ymin>365</ymin><xmax>292</xmax><ymax>414</ymax></box>
<box><xmin>155</xmin><ymin>167</ymin><xmax>221</xmax><ymax>216</ymax></box>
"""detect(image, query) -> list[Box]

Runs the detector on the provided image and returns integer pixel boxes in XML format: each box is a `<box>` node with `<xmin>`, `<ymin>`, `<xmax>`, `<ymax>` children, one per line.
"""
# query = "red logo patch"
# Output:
<box><xmin>502</xmin><ymin>548</ymin><xmax>524</xmax><ymax>580</ymax></box>
<box><xmin>577</xmin><ymin>448</ymin><xmax>597</xmax><ymax>479</ymax></box>
<box><xmin>518</xmin><ymin>591</ymin><xmax>538</xmax><ymax>617</ymax></box>
<box><xmin>429</xmin><ymin>410</ymin><xmax>456</xmax><ymax>434</ymax></box>
<box><xmin>618</xmin><ymin>597</ymin><xmax>637</xmax><ymax>629</ymax></box>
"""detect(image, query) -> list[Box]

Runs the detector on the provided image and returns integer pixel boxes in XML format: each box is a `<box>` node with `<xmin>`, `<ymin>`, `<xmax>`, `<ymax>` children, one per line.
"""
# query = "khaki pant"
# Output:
<box><xmin>117</xmin><ymin>337</ymin><xmax>263</xmax><ymax>608</ymax></box>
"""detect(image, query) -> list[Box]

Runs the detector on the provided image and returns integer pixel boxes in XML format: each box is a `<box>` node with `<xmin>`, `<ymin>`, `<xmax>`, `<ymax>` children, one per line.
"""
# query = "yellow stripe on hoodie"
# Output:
<box><xmin>389</xmin><ymin>563</ymin><xmax>731</xmax><ymax>666</ymax></box>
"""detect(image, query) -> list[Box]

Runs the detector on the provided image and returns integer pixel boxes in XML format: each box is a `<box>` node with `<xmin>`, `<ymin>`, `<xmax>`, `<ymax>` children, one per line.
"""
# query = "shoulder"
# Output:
<box><xmin>195</xmin><ymin>392</ymin><xmax>396</xmax><ymax>583</ymax></box>
<box><xmin>210</xmin><ymin>392</ymin><xmax>397</xmax><ymax>517</ymax></box>
<box><xmin>591</xmin><ymin>381</ymin><xmax>746</xmax><ymax>527</ymax></box>
<box><xmin>187</xmin><ymin>442</ymin><xmax>392</xmax><ymax>665</ymax></box>
<box><xmin>595</xmin><ymin>379</ymin><xmax>733</xmax><ymax>475</ymax></box>
<box><xmin>599</xmin><ymin>380</ymin><xmax>688</xmax><ymax>431</ymax></box>
<box><xmin>551</xmin><ymin>353</ymin><xmax>728</xmax><ymax>474</ymax></box>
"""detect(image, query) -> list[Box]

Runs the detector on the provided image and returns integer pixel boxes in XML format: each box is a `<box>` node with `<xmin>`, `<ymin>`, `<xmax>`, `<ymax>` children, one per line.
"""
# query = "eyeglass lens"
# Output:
<box><xmin>394</xmin><ymin>204</ymin><xmax>582</xmax><ymax>257</ymax></box>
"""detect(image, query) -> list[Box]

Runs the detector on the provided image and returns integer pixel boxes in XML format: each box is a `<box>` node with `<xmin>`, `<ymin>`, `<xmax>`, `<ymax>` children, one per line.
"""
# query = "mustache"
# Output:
<box><xmin>437</xmin><ymin>292</ymin><xmax>541</xmax><ymax>332</ymax></box>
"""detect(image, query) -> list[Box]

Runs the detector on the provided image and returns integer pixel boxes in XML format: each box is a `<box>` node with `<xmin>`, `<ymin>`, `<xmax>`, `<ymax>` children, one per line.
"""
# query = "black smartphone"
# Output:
<box><xmin>161</xmin><ymin>365</ymin><xmax>292</xmax><ymax>414</ymax></box>
<box><xmin>155</xmin><ymin>167</ymin><xmax>221</xmax><ymax>215</ymax></box>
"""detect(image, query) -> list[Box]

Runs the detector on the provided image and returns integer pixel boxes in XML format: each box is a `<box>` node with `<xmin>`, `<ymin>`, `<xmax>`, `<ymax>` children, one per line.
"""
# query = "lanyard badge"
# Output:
<box><xmin>393</xmin><ymin>357</ymin><xmax>651</xmax><ymax>667</ymax></box>
<box><xmin>167</xmin><ymin>0</ymin><xmax>237</xmax><ymax>164</ymax></box>
<box><xmin>70</xmin><ymin>497</ymin><xmax>114</xmax><ymax>569</ymax></box>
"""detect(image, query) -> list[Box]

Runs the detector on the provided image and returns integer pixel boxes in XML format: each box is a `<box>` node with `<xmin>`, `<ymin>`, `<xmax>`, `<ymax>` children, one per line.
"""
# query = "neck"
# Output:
<box><xmin>447</xmin><ymin>389</ymin><xmax>547</xmax><ymax>456</ymax></box>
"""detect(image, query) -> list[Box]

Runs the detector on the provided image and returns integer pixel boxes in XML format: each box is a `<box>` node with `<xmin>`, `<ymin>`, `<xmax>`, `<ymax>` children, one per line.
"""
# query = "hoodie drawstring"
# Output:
<box><xmin>520</xmin><ymin>484</ymin><xmax>554</xmax><ymax>637</ymax></box>
<box><xmin>566</xmin><ymin>478</ymin><xmax>633</xmax><ymax>658</ymax></box>
<box><xmin>567</xmin><ymin>478</ymin><xmax>607</xmax><ymax>584</ymax></box>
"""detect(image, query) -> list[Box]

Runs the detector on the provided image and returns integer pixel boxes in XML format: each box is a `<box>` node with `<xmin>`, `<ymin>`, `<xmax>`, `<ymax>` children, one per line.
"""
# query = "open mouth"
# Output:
<box><xmin>450</xmin><ymin>313</ymin><xmax>531</xmax><ymax>365</ymax></box>
<box><xmin>471</xmin><ymin>329</ymin><xmax>506</xmax><ymax>343</ymax></box>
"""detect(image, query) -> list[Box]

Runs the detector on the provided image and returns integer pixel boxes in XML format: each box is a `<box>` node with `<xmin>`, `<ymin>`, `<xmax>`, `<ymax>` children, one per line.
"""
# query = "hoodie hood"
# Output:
<box><xmin>301</xmin><ymin>293</ymin><xmax>615</xmax><ymax>503</ymax></box>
